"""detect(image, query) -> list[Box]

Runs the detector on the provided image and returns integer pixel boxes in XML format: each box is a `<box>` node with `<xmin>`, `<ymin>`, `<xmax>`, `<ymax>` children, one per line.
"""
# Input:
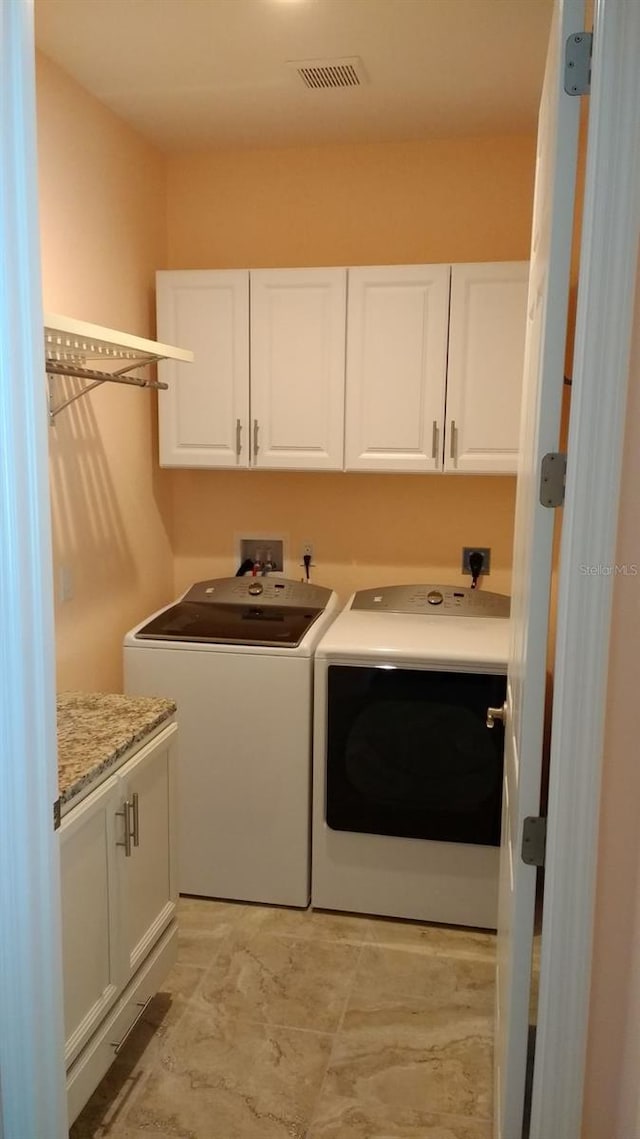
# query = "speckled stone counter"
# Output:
<box><xmin>57</xmin><ymin>692</ymin><xmax>176</xmax><ymax>812</ymax></box>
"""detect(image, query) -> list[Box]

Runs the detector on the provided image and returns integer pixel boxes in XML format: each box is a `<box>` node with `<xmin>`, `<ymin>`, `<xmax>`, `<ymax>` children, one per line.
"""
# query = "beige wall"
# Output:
<box><xmin>582</xmin><ymin>256</ymin><xmax>640</xmax><ymax>1137</ymax></box>
<box><xmin>165</xmin><ymin>136</ymin><xmax>535</xmax><ymax>598</ymax></box>
<box><xmin>37</xmin><ymin>53</ymin><xmax>173</xmax><ymax>691</ymax></box>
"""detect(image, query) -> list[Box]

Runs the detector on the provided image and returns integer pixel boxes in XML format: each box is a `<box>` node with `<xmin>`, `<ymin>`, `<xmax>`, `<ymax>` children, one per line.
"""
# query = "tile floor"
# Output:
<box><xmin>70</xmin><ymin>898</ymin><xmax>497</xmax><ymax>1139</ymax></box>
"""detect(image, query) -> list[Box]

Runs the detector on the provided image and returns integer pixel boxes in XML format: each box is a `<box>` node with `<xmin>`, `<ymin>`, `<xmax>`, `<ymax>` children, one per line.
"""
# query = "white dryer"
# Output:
<box><xmin>124</xmin><ymin>577</ymin><xmax>338</xmax><ymax>907</ymax></box>
<box><xmin>312</xmin><ymin>584</ymin><xmax>510</xmax><ymax>929</ymax></box>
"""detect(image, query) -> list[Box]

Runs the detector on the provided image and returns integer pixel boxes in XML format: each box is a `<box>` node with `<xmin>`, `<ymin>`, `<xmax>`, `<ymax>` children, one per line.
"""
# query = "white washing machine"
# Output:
<box><xmin>124</xmin><ymin>576</ymin><xmax>338</xmax><ymax>907</ymax></box>
<box><xmin>312</xmin><ymin>584</ymin><xmax>510</xmax><ymax>929</ymax></box>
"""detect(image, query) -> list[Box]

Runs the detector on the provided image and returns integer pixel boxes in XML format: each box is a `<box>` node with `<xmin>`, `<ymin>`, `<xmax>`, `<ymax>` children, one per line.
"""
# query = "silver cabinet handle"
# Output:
<box><xmin>131</xmin><ymin>791</ymin><xmax>140</xmax><ymax>848</ymax></box>
<box><xmin>450</xmin><ymin>420</ymin><xmax>458</xmax><ymax>462</ymax></box>
<box><xmin>236</xmin><ymin>417</ymin><xmax>242</xmax><ymax>456</ymax></box>
<box><xmin>431</xmin><ymin>420</ymin><xmax>439</xmax><ymax>461</ymax></box>
<box><xmin>110</xmin><ymin>996</ymin><xmax>152</xmax><ymax>1055</ymax></box>
<box><xmin>253</xmin><ymin>418</ymin><xmax>259</xmax><ymax>458</ymax></box>
<box><xmin>486</xmin><ymin>702</ymin><xmax>507</xmax><ymax>729</ymax></box>
<box><xmin>116</xmin><ymin>800</ymin><xmax>133</xmax><ymax>857</ymax></box>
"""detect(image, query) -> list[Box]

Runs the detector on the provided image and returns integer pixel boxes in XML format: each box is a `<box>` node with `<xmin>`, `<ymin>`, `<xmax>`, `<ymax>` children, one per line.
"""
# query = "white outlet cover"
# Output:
<box><xmin>59</xmin><ymin>564</ymin><xmax>74</xmax><ymax>602</ymax></box>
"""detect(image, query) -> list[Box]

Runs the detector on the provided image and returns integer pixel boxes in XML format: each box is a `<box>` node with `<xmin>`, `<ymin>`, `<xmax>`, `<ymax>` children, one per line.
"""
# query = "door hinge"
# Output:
<box><xmin>522</xmin><ymin>816</ymin><xmax>547</xmax><ymax>868</ymax></box>
<box><xmin>53</xmin><ymin>797</ymin><xmax>61</xmax><ymax>831</ymax></box>
<box><xmin>540</xmin><ymin>452</ymin><xmax>567</xmax><ymax>507</ymax></box>
<box><xmin>564</xmin><ymin>32</ymin><xmax>592</xmax><ymax>95</ymax></box>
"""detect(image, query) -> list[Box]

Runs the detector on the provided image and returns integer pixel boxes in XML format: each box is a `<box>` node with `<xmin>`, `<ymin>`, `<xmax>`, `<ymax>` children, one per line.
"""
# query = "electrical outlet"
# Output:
<box><xmin>238</xmin><ymin>536</ymin><xmax>284</xmax><ymax>573</ymax></box>
<box><xmin>461</xmin><ymin>547</ymin><xmax>491</xmax><ymax>576</ymax></box>
<box><xmin>300</xmin><ymin>541</ymin><xmax>314</xmax><ymax>567</ymax></box>
<box><xmin>59</xmin><ymin>564</ymin><xmax>74</xmax><ymax>602</ymax></box>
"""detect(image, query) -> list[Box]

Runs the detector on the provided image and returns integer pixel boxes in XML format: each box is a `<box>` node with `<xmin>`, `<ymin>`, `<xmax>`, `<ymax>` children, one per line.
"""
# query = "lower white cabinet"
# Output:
<box><xmin>60</xmin><ymin>720</ymin><xmax>178</xmax><ymax>1124</ymax></box>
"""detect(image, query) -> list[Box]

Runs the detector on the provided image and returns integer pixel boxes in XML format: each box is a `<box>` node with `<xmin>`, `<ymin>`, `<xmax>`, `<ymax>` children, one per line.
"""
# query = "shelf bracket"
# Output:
<box><xmin>47</xmin><ymin>361</ymin><xmax>168</xmax><ymax>425</ymax></box>
<box><xmin>43</xmin><ymin>311</ymin><xmax>193</xmax><ymax>426</ymax></box>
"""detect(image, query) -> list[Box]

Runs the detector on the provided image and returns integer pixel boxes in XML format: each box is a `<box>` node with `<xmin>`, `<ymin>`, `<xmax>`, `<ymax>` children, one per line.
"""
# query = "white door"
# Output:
<box><xmin>344</xmin><ymin>264</ymin><xmax>450</xmax><ymax>472</ymax></box>
<box><xmin>119</xmin><ymin>725</ymin><xmax>178</xmax><ymax>982</ymax></box>
<box><xmin>156</xmin><ymin>269</ymin><xmax>250</xmax><ymax>468</ymax></box>
<box><xmin>59</xmin><ymin>775</ymin><xmax>121</xmax><ymax>1069</ymax></box>
<box><xmin>250</xmin><ymin>268</ymin><xmax>347</xmax><ymax>470</ymax></box>
<box><xmin>496</xmin><ymin>1</ymin><xmax>583</xmax><ymax>1136</ymax></box>
<box><xmin>446</xmin><ymin>262</ymin><xmax>529</xmax><ymax>474</ymax></box>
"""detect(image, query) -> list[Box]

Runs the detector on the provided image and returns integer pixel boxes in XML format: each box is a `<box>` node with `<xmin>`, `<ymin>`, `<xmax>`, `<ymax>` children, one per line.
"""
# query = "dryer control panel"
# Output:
<box><xmin>351</xmin><ymin>584</ymin><xmax>510</xmax><ymax>618</ymax></box>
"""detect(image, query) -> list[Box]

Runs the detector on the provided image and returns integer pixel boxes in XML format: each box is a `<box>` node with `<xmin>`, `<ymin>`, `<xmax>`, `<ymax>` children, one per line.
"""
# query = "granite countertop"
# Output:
<box><xmin>57</xmin><ymin>691</ymin><xmax>176</xmax><ymax>812</ymax></box>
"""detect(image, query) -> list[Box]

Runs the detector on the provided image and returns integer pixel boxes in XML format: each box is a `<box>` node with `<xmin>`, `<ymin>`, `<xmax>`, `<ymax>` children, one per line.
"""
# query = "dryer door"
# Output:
<box><xmin>326</xmin><ymin>664</ymin><xmax>506</xmax><ymax>846</ymax></box>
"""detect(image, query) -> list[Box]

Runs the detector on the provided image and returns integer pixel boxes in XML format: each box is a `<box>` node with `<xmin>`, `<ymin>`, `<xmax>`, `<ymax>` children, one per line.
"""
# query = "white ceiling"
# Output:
<box><xmin>35</xmin><ymin>0</ymin><xmax>553</xmax><ymax>152</ymax></box>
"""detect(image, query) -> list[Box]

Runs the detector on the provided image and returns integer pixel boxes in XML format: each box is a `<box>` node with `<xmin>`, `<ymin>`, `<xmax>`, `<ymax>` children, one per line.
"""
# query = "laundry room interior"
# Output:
<box><xmin>30</xmin><ymin>1</ymin><xmax>622</xmax><ymax>1137</ymax></box>
<box><xmin>39</xmin><ymin>53</ymin><xmax>559</xmax><ymax>696</ymax></box>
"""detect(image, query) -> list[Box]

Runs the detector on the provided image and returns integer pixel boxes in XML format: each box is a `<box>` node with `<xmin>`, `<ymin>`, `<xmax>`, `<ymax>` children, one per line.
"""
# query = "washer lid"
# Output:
<box><xmin>133</xmin><ymin>576</ymin><xmax>333</xmax><ymax>648</ymax></box>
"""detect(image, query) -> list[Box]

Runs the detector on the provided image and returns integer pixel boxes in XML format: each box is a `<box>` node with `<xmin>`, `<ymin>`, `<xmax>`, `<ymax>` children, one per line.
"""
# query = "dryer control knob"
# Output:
<box><xmin>427</xmin><ymin>590</ymin><xmax>444</xmax><ymax>606</ymax></box>
<box><xmin>248</xmin><ymin>582</ymin><xmax>264</xmax><ymax>596</ymax></box>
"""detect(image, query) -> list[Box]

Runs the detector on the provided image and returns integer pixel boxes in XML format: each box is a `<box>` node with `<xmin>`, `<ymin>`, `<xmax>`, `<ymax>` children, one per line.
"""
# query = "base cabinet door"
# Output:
<box><xmin>119</xmin><ymin>723</ymin><xmax>178</xmax><ymax>983</ymax></box>
<box><xmin>60</xmin><ymin>720</ymin><xmax>178</xmax><ymax>1125</ymax></box>
<box><xmin>60</xmin><ymin>775</ymin><xmax>121</xmax><ymax>1069</ymax></box>
<box><xmin>345</xmin><ymin>264</ymin><xmax>450</xmax><ymax>472</ymax></box>
<box><xmin>445</xmin><ymin>261</ymin><xmax>529</xmax><ymax>473</ymax></box>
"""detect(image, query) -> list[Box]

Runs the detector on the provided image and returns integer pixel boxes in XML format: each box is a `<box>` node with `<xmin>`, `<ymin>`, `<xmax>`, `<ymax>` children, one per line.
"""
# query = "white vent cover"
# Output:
<box><xmin>288</xmin><ymin>56</ymin><xmax>367</xmax><ymax>90</ymax></box>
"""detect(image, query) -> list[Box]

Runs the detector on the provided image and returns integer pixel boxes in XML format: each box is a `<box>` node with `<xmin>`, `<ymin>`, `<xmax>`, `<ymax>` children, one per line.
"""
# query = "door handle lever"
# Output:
<box><xmin>486</xmin><ymin>702</ymin><xmax>507</xmax><ymax>729</ymax></box>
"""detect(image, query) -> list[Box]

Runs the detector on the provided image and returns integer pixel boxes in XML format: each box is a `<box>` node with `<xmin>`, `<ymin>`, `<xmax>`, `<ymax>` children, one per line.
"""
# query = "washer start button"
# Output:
<box><xmin>427</xmin><ymin>590</ymin><xmax>444</xmax><ymax>606</ymax></box>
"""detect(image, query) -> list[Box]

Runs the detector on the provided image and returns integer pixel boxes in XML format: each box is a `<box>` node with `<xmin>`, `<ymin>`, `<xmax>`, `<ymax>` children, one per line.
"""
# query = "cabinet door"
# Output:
<box><xmin>59</xmin><ymin>774</ymin><xmax>121</xmax><ymax>1069</ymax></box>
<box><xmin>119</xmin><ymin>723</ymin><xmax>178</xmax><ymax>983</ymax></box>
<box><xmin>250</xmin><ymin>268</ymin><xmax>347</xmax><ymax>470</ymax></box>
<box><xmin>156</xmin><ymin>270</ymin><xmax>249</xmax><ymax>468</ymax></box>
<box><xmin>345</xmin><ymin>265</ymin><xmax>450</xmax><ymax>472</ymax></box>
<box><xmin>445</xmin><ymin>262</ymin><xmax>529</xmax><ymax>474</ymax></box>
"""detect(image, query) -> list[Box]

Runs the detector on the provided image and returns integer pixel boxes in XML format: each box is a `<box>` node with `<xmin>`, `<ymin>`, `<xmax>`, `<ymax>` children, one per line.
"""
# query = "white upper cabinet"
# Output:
<box><xmin>250</xmin><ymin>268</ymin><xmax>347</xmax><ymax>470</ymax></box>
<box><xmin>344</xmin><ymin>265</ymin><xmax>451</xmax><ymax>472</ymax></box>
<box><xmin>445</xmin><ymin>261</ymin><xmax>529</xmax><ymax>474</ymax></box>
<box><xmin>155</xmin><ymin>262</ymin><xmax>528</xmax><ymax>474</ymax></box>
<box><xmin>157</xmin><ymin>270</ymin><xmax>249</xmax><ymax>468</ymax></box>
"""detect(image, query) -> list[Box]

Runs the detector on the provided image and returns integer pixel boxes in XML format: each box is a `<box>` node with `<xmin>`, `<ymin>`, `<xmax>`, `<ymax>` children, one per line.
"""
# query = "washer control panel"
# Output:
<box><xmin>351</xmin><ymin>584</ymin><xmax>510</xmax><ymax>618</ymax></box>
<box><xmin>182</xmin><ymin>577</ymin><xmax>333</xmax><ymax>611</ymax></box>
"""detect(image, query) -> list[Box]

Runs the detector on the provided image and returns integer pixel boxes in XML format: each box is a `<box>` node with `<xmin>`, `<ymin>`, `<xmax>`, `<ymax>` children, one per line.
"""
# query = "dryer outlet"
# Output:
<box><xmin>462</xmin><ymin>547</ymin><xmax>491</xmax><ymax>576</ymax></box>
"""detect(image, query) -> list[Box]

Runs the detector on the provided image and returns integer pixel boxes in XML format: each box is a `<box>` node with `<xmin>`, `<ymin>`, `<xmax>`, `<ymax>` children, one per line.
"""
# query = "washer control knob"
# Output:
<box><xmin>248</xmin><ymin>582</ymin><xmax>263</xmax><ymax>596</ymax></box>
<box><xmin>427</xmin><ymin>590</ymin><xmax>444</xmax><ymax>606</ymax></box>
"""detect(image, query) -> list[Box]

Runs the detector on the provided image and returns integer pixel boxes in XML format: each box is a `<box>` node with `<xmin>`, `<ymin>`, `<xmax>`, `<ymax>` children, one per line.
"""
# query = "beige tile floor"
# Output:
<box><xmin>70</xmin><ymin>898</ymin><xmax>497</xmax><ymax>1139</ymax></box>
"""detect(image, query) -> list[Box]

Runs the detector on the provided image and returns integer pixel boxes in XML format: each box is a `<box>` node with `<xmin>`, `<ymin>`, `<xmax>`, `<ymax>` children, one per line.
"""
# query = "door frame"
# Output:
<box><xmin>529</xmin><ymin>0</ymin><xmax>640</xmax><ymax>1134</ymax></box>
<box><xmin>0</xmin><ymin>0</ymin><xmax>67</xmax><ymax>1134</ymax></box>
<box><xmin>1</xmin><ymin>0</ymin><xmax>638</xmax><ymax>1135</ymax></box>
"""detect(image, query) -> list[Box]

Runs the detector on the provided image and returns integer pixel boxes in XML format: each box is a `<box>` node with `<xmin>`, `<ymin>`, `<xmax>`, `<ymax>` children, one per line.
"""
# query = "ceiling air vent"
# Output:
<box><xmin>288</xmin><ymin>56</ymin><xmax>367</xmax><ymax>91</ymax></box>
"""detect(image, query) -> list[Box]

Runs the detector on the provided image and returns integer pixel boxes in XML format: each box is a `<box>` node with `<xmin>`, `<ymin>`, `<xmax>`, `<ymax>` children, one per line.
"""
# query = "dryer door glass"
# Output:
<box><xmin>326</xmin><ymin>665</ymin><xmax>506</xmax><ymax>845</ymax></box>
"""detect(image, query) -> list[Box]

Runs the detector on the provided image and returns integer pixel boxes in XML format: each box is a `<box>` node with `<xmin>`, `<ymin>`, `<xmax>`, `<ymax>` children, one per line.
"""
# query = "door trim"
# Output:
<box><xmin>0</xmin><ymin>0</ymin><xmax>67</xmax><ymax>1134</ymax></box>
<box><xmin>530</xmin><ymin>0</ymin><xmax>640</xmax><ymax>1134</ymax></box>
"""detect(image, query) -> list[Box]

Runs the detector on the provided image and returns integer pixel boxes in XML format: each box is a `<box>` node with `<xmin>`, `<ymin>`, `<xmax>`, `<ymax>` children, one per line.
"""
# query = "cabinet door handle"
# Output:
<box><xmin>253</xmin><ymin>418</ymin><xmax>259</xmax><ymax>459</ymax></box>
<box><xmin>431</xmin><ymin>420</ymin><xmax>439</xmax><ymax>461</ymax></box>
<box><xmin>110</xmin><ymin>996</ymin><xmax>152</xmax><ymax>1055</ymax></box>
<box><xmin>116</xmin><ymin>800</ymin><xmax>133</xmax><ymax>857</ymax></box>
<box><xmin>450</xmin><ymin>420</ymin><xmax>458</xmax><ymax>462</ymax></box>
<box><xmin>236</xmin><ymin>417</ymin><xmax>242</xmax><ymax>456</ymax></box>
<box><xmin>131</xmin><ymin>791</ymin><xmax>140</xmax><ymax>848</ymax></box>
